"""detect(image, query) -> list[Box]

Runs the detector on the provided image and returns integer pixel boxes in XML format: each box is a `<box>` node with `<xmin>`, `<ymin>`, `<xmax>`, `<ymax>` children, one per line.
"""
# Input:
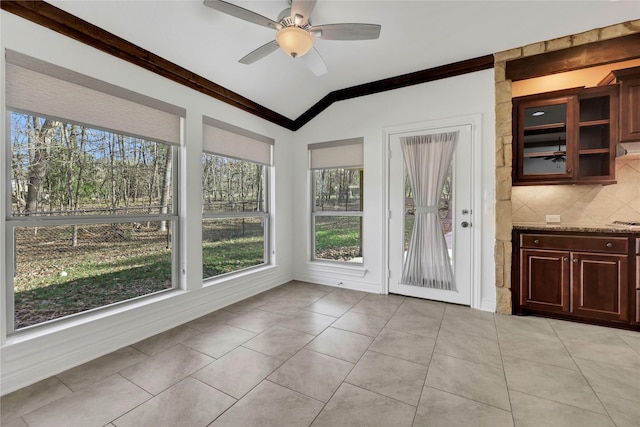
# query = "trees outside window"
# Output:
<box><xmin>8</xmin><ymin>113</ymin><xmax>178</xmax><ymax>330</ymax></box>
<box><xmin>201</xmin><ymin>155</ymin><xmax>268</xmax><ymax>279</ymax></box>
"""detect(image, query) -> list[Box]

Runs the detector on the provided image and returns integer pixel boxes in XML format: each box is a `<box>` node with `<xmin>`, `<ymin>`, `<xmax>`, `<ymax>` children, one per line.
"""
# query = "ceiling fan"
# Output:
<box><xmin>203</xmin><ymin>0</ymin><xmax>382</xmax><ymax>76</ymax></box>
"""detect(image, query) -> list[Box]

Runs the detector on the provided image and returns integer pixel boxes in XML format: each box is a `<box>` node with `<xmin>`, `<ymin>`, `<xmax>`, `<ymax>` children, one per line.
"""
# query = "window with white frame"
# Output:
<box><xmin>309</xmin><ymin>138</ymin><xmax>364</xmax><ymax>263</ymax></box>
<box><xmin>5</xmin><ymin>50</ymin><xmax>184</xmax><ymax>332</ymax></box>
<box><xmin>201</xmin><ymin>117</ymin><xmax>272</xmax><ymax>279</ymax></box>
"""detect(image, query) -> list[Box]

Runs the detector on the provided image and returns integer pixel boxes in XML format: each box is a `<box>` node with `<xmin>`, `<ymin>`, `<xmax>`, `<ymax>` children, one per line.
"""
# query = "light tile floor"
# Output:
<box><xmin>2</xmin><ymin>280</ymin><xmax>640</xmax><ymax>427</ymax></box>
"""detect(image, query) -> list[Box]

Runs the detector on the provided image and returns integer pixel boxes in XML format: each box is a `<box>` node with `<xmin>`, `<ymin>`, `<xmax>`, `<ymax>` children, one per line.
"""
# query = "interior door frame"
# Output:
<box><xmin>381</xmin><ymin>114</ymin><xmax>483</xmax><ymax>309</ymax></box>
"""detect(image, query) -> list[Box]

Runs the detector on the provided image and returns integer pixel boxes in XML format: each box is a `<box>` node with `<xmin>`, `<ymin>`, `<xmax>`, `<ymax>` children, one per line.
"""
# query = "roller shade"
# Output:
<box><xmin>309</xmin><ymin>137</ymin><xmax>363</xmax><ymax>170</ymax></box>
<box><xmin>5</xmin><ymin>50</ymin><xmax>184</xmax><ymax>145</ymax></box>
<box><xmin>203</xmin><ymin>116</ymin><xmax>274</xmax><ymax>166</ymax></box>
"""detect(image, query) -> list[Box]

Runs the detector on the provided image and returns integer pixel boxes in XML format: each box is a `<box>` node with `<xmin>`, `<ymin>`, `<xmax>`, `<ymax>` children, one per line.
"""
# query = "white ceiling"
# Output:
<box><xmin>49</xmin><ymin>0</ymin><xmax>640</xmax><ymax>120</ymax></box>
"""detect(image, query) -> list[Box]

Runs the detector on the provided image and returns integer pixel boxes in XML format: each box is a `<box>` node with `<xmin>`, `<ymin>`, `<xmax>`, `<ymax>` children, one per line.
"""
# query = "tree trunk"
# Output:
<box><xmin>25</xmin><ymin>117</ymin><xmax>55</xmax><ymax>215</ymax></box>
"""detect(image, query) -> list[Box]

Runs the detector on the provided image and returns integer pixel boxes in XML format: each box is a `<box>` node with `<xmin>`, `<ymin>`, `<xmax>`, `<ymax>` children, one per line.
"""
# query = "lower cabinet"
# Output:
<box><xmin>514</xmin><ymin>230</ymin><xmax>637</xmax><ymax>329</ymax></box>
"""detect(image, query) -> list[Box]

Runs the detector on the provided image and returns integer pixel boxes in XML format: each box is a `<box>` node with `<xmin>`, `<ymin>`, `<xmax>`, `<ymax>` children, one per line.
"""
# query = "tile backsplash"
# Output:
<box><xmin>512</xmin><ymin>157</ymin><xmax>640</xmax><ymax>225</ymax></box>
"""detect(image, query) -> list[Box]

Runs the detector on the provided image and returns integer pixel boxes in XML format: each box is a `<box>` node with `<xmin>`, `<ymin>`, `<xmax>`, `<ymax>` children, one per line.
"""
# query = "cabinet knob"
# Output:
<box><xmin>566</xmin><ymin>168</ymin><xmax>572</xmax><ymax>173</ymax></box>
<box><xmin>563</xmin><ymin>257</ymin><xmax>569</xmax><ymax>262</ymax></box>
<box><xmin>534</xmin><ymin>239</ymin><xmax>540</xmax><ymax>244</ymax></box>
<box><xmin>573</xmin><ymin>258</ymin><xmax>578</xmax><ymax>263</ymax></box>
<box><xmin>606</xmin><ymin>242</ymin><xmax>613</xmax><ymax>248</ymax></box>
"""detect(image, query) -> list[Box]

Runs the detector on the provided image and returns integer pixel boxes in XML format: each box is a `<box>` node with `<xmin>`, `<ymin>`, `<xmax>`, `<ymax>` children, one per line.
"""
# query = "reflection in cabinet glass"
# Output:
<box><xmin>522</xmin><ymin>103</ymin><xmax>568</xmax><ymax>176</ymax></box>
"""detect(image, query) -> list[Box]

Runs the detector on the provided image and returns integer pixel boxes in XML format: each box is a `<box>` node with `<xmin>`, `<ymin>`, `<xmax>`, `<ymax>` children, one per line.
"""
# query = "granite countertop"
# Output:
<box><xmin>512</xmin><ymin>223</ymin><xmax>640</xmax><ymax>234</ymax></box>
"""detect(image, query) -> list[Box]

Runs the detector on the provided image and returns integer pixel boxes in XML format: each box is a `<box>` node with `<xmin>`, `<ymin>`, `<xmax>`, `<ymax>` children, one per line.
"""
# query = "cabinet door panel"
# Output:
<box><xmin>572</xmin><ymin>252</ymin><xmax>628</xmax><ymax>321</ymax></box>
<box><xmin>619</xmin><ymin>75</ymin><xmax>640</xmax><ymax>142</ymax></box>
<box><xmin>521</xmin><ymin>249</ymin><xmax>570</xmax><ymax>312</ymax></box>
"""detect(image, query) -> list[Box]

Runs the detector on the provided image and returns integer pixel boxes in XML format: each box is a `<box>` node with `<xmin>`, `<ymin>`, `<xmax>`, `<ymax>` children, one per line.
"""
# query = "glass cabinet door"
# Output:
<box><xmin>517</xmin><ymin>97</ymin><xmax>575</xmax><ymax>181</ymax></box>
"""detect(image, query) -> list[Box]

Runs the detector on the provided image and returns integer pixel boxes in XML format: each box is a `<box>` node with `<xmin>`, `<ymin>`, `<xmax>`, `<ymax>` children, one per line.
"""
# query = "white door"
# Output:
<box><xmin>388</xmin><ymin>124</ymin><xmax>473</xmax><ymax>305</ymax></box>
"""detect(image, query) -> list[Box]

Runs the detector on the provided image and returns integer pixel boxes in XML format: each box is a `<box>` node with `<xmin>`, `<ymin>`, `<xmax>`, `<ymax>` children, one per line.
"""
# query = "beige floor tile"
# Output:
<box><xmin>510</xmin><ymin>390</ymin><xmax>615</xmax><ymax>427</ymax></box>
<box><xmin>426</xmin><ymin>353</ymin><xmax>510</xmax><ymax>411</ymax></box>
<box><xmin>57</xmin><ymin>346</ymin><xmax>148</xmax><ymax>391</ymax></box>
<box><xmin>495</xmin><ymin>313</ymin><xmax>556</xmax><ymax>337</ymax></box>
<box><xmin>561</xmin><ymin>335</ymin><xmax>640</xmax><ymax>369</ymax></box>
<box><xmin>440</xmin><ymin>312</ymin><xmax>497</xmax><ymax>341</ymax></box>
<box><xmin>211</xmin><ymin>380</ymin><xmax>323</xmax><ymax>427</ymax></box>
<box><xmin>277</xmin><ymin>311</ymin><xmax>337</xmax><ymax>335</ymax></box>
<box><xmin>385</xmin><ymin>310</ymin><xmax>442</xmax><ymax>338</ymax></box>
<box><xmin>444</xmin><ymin>304</ymin><xmax>496</xmax><ymax>322</ymax></box>
<box><xmin>180</xmin><ymin>324</ymin><xmax>255</xmax><ymax>358</ymax></box>
<box><xmin>369</xmin><ymin>328</ymin><xmax>435</xmax><ymax>365</ymax></box>
<box><xmin>414</xmin><ymin>386</ymin><xmax>514</xmax><ymax>427</ymax></box>
<box><xmin>397</xmin><ymin>298</ymin><xmax>446</xmax><ymax>320</ymax></box>
<box><xmin>223</xmin><ymin>296</ymin><xmax>267</xmax><ymax>313</ymax></box>
<box><xmin>305</xmin><ymin>327</ymin><xmax>372</xmax><ymax>363</ymax></box>
<box><xmin>598</xmin><ymin>393</ymin><xmax>640</xmax><ymax>427</ymax></box>
<box><xmin>434</xmin><ymin>329</ymin><xmax>502</xmax><ymax>368</ymax></box>
<box><xmin>327</xmin><ymin>288</ymin><xmax>367</xmax><ymax>304</ymax></box>
<box><xmin>192</xmin><ymin>346</ymin><xmax>281</xmax><ymax>399</ymax></box>
<box><xmin>575</xmin><ymin>357</ymin><xmax>640</xmax><ymax>402</ymax></box>
<box><xmin>184</xmin><ymin>309</ymin><xmax>238</xmax><ymax>332</ymax></box>
<box><xmin>311</xmin><ymin>383</ymin><xmax>415</xmax><ymax>427</ymax></box>
<box><xmin>503</xmin><ymin>355</ymin><xmax>605</xmax><ymax>413</ymax></box>
<box><xmin>2</xmin><ymin>417</ymin><xmax>29</xmax><ymax>427</ymax></box>
<box><xmin>1</xmin><ymin>377</ymin><xmax>72</xmax><ymax>425</ymax></box>
<box><xmin>498</xmin><ymin>330</ymin><xmax>577</xmax><ymax>370</ymax></box>
<box><xmin>306</xmin><ymin>297</ymin><xmax>355</xmax><ymax>317</ymax></box>
<box><xmin>349</xmin><ymin>297</ymin><xmax>403</xmax><ymax>320</ymax></box>
<box><xmin>615</xmin><ymin>330</ymin><xmax>640</xmax><ymax>353</ymax></box>
<box><xmin>331</xmin><ymin>311</ymin><xmax>388</xmax><ymax>337</ymax></box>
<box><xmin>113</xmin><ymin>377</ymin><xmax>235</xmax><ymax>427</ymax></box>
<box><xmin>22</xmin><ymin>375</ymin><xmax>151</xmax><ymax>427</ymax></box>
<box><xmin>120</xmin><ymin>344</ymin><xmax>213</xmax><ymax>394</ymax></box>
<box><xmin>243</xmin><ymin>325</ymin><xmax>315</xmax><ymax>360</ymax></box>
<box><xmin>268</xmin><ymin>348</ymin><xmax>354</xmax><ymax>402</ymax></box>
<box><xmin>548</xmin><ymin>318</ymin><xmax>621</xmax><ymax>342</ymax></box>
<box><xmin>131</xmin><ymin>325</ymin><xmax>200</xmax><ymax>356</ymax></box>
<box><xmin>345</xmin><ymin>350</ymin><xmax>428</xmax><ymax>406</ymax></box>
<box><xmin>258</xmin><ymin>298</ymin><xmax>313</xmax><ymax>316</ymax></box>
<box><xmin>224</xmin><ymin>309</ymin><xmax>287</xmax><ymax>333</ymax></box>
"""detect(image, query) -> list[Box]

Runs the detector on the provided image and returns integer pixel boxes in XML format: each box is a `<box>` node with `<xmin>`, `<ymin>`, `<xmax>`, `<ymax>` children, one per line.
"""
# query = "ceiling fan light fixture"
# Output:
<box><xmin>276</xmin><ymin>26</ymin><xmax>314</xmax><ymax>58</ymax></box>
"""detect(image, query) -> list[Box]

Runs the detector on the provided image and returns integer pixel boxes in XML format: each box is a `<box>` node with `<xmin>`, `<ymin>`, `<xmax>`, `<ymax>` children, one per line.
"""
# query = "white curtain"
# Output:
<box><xmin>400</xmin><ymin>131</ymin><xmax>458</xmax><ymax>290</ymax></box>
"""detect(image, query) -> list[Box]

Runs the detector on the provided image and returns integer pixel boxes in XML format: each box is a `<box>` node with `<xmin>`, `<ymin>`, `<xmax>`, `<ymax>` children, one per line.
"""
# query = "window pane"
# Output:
<box><xmin>203</xmin><ymin>217</ymin><xmax>266</xmax><ymax>278</ymax></box>
<box><xmin>13</xmin><ymin>221</ymin><xmax>173</xmax><ymax>329</ymax></box>
<box><xmin>202</xmin><ymin>154</ymin><xmax>266</xmax><ymax>214</ymax></box>
<box><xmin>314</xmin><ymin>169</ymin><xmax>362</xmax><ymax>212</ymax></box>
<box><xmin>314</xmin><ymin>216</ymin><xmax>362</xmax><ymax>262</ymax></box>
<box><xmin>10</xmin><ymin>113</ymin><xmax>173</xmax><ymax>217</ymax></box>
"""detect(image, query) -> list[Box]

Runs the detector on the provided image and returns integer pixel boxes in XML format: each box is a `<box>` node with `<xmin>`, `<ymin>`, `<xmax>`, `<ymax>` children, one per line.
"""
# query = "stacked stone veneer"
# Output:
<box><xmin>493</xmin><ymin>19</ymin><xmax>640</xmax><ymax>315</ymax></box>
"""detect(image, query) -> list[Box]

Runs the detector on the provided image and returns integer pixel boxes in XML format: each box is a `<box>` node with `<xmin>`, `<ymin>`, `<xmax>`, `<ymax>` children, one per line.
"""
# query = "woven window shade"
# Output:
<box><xmin>5</xmin><ymin>50</ymin><xmax>184</xmax><ymax>145</ymax></box>
<box><xmin>309</xmin><ymin>137</ymin><xmax>363</xmax><ymax>170</ymax></box>
<box><xmin>202</xmin><ymin>116</ymin><xmax>274</xmax><ymax>166</ymax></box>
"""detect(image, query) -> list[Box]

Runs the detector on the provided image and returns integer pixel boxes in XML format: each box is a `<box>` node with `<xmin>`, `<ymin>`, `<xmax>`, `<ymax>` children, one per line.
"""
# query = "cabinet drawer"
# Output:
<box><xmin>521</xmin><ymin>234</ymin><xmax>627</xmax><ymax>253</ymax></box>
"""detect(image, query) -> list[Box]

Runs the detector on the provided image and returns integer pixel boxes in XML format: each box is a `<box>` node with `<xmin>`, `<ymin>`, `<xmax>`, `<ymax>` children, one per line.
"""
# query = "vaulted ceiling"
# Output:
<box><xmin>11</xmin><ymin>1</ymin><xmax>640</xmax><ymax>124</ymax></box>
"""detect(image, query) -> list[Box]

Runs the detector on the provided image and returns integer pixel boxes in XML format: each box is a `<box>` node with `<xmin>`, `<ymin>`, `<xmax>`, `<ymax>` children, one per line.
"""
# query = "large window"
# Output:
<box><xmin>309</xmin><ymin>138</ymin><xmax>364</xmax><ymax>263</ymax></box>
<box><xmin>202</xmin><ymin>117</ymin><xmax>272</xmax><ymax>279</ymax></box>
<box><xmin>5</xmin><ymin>51</ymin><xmax>184</xmax><ymax>331</ymax></box>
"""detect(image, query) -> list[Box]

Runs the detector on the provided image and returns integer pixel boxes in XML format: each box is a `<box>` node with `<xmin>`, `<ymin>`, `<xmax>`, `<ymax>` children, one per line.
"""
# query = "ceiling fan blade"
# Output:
<box><xmin>239</xmin><ymin>40</ymin><xmax>280</xmax><ymax>64</ymax></box>
<box><xmin>310</xmin><ymin>23</ymin><xmax>381</xmax><ymax>40</ymax></box>
<box><xmin>302</xmin><ymin>48</ymin><xmax>328</xmax><ymax>76</ymax></box>
<box><xmin>290</xmin><ymin>0</ymin><xmax>317</xmax><ymax>26</ymax></box>
<box><xmin>204</xmin><ymin>0</ymin><xmax>281</xmax><ymax>30</ymax></box>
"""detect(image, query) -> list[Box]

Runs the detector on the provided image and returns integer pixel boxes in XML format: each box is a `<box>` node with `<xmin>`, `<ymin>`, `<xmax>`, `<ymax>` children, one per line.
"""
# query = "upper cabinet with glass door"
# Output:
<box><xmin>513</xmin><ymin>85</ymin><xmax>617</xmax><ymax>186</ymax></box>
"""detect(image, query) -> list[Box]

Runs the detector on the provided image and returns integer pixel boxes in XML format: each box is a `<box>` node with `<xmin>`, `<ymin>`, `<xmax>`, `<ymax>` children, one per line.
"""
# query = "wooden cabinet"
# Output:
<box><xmin>602</xmin><ymin>66</ymin><xmax>640</xmax><ymax>143</ymax></box>
<box><xmin>513</xmin><ymin>230</ymin><xmax>637</xmax><ymax>329</ymax></box>
<box><xmin>513</xmin><ymin>86</ymin><xmax>617</xmax><ymax>185</ymax></box>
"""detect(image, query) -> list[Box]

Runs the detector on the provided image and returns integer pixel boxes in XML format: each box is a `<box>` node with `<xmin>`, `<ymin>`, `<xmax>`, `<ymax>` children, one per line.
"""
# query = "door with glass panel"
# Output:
<box><xmin>388</xmin><ymin>124</ymin><xmax>472</xmax><ymax>305</ymax></box>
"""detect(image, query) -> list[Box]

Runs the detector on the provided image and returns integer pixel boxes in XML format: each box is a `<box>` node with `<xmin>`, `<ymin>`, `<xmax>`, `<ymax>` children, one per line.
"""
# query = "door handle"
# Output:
<box><xmin>461</xmin><ymin>221</ymin><xmax>470</xmax><ymax>228</ymax></box>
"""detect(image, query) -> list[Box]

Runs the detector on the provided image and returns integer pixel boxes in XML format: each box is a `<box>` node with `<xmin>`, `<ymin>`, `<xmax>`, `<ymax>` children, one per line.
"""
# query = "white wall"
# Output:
<box><xmin>0</xmin><ymin>12</ymin><xmax>295</xmax><ymax>394</ymax></box>
<box><xmin>292</xmin><ymin>70</ymin><xmax>497</xmax><ymax>311</ymax></box>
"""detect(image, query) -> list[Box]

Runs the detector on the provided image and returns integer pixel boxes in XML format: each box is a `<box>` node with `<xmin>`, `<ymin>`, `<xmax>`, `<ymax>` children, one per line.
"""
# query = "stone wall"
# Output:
<box><xmin>493</xmin><ymin>20</ymin><xmax>640</xmax><ymax>315</ymax></box>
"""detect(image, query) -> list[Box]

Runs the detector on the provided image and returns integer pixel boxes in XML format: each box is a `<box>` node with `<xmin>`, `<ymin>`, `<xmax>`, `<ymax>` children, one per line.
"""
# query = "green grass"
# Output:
<box><xmin>314</xmin><ymin>216</ymin><xmax>361</xmax><ymax>261</ymax></box>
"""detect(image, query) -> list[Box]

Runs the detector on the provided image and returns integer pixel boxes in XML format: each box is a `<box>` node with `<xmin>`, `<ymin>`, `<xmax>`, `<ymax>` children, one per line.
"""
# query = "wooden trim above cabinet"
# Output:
<box><xmin>506</xmin><ymin>33</ymin><xmax>640</xmax><ymax>81</ymax></box>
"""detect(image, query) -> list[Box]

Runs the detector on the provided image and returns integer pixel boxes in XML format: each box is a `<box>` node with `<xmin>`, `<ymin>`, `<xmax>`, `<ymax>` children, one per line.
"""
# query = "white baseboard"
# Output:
<box><xmin>480</xmin><ymin>298</ymin><xmax>497</xmax><ymax>313</ymax></box>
